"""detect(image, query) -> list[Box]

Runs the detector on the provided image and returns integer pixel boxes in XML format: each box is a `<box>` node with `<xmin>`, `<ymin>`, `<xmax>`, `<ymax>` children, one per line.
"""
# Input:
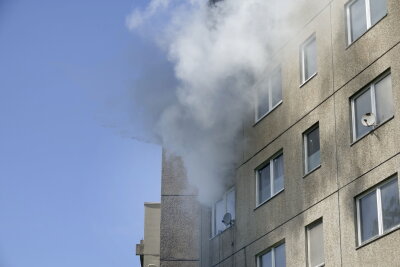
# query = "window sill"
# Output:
<box><xmin>346</xmin><ymin>14</ymin><xmax>388</xmax><ymax>49</ymax></box>
<box><xmin>303</xmin><ymin>164</ymin><xmax>321</xmax><ymax>178</ymax></box>
<box><xmin>254</xmin><ymin>101</ymin><xmax>283</xmax><ymax>126</ymax></box>
<box><xmin>209</xmin><ymin>224</ymin><xmax>234</xmax><ymax>240</ymax></box>
<box><xmin>356</xmin><ymin>225</ymin><xmax>400</xmax><ymax>250</ymax></box>
<box><xmin>254</xmin><ymin>189</ymin><xmax>284</xmax><ymax>211</ymax></box>
<box><xmin>350</xmin><ymin>115</ymin><xmax>394</xmax><ymax>147</ymax></box>
<box><xmin>299</xmin><ymin>72</ymin><xmax>317</xmax><ymax>88</ymax></box>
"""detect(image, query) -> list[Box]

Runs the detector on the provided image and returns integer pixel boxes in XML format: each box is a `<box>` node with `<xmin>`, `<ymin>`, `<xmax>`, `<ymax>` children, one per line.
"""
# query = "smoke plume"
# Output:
<box><xmin>126</xmin><ymin>0</ymin><xmax>294</xmax><ymax>204</ymax></box>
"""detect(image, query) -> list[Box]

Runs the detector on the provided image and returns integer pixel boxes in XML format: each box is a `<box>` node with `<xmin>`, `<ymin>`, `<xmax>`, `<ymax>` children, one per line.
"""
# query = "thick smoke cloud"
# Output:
<box><xmin>127</xmin><ymin>0</ymin><xmax>294</xmax><ymax>204</ymax></box>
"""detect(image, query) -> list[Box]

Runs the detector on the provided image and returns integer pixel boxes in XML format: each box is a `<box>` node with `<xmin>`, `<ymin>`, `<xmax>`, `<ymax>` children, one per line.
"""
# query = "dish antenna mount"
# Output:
<box><xmin>361</xmin><ymin>112</ymin><xmax>376</xmax><ymax>127</ymax></box>
<box><xmin>222</xmin><ymin>212</ymin><xmax>234</xmax><ymax>227</ymax></box>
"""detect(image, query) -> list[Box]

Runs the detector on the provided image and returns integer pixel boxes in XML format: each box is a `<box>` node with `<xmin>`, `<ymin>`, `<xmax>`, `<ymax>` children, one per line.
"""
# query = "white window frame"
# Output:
<box><xmin>211</xmin><ymin>187</ymin><xmax>235</xmax><ymax>237</ymax></box>
<box><xmin>300</xmin><ymin>34</ymin><xmax>317</xmax><ymax>85</ymax></box>
<box><xmin>257</xmin><ymin>242</ymin><xmax>285</xmax><ymax>267</ymax></box>
<box><xmin>346</xmin><ymin>0</ymin><xmax>388</xmax><ymax>45</ymax></box>
<box><xmin>255</xmin><ymin>151</ymin><xmax>284</xmax><ymax>207</ymax></box>
<box><xmin>356</xmin><ymin>176</ymin><xmax>400</xmax><ymax>245</ymax></box>
<box><xmin>306</xmin><ymin>219</ymin><xmax>325</xmax><ymax>267</ymax></box>
<box><xmin>350</xmin><ymin>72</ymin><xmax>392</xmax><ymax>142</ymax></box>
<box><xmin>255</xmin><ymin>67</ymin><xmax>282</xmax><ymax>122</ymax></box>
<box><xmin>303</xmin><ymin>123</ymin><xmax>320</xmax><ymax>174</ymax></box>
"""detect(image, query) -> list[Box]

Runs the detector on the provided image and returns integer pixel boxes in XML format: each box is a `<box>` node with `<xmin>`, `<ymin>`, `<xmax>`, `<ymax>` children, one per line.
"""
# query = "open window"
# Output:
<box><xmin>212</xmin><ymin>188</ymin><xmax>235</xmax><ymax>237</ymax></box>
<box><xmin>303</xmin><ymin>123</ymin><xmax>320</xmax><ymax>174</ymax></box>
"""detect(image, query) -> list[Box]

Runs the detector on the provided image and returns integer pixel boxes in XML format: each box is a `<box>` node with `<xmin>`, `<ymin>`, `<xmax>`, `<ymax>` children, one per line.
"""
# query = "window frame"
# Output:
<box><xmin>255</xmin><ymin>67</ymin><xmax>283</xmax><ymax>123</ymax></box>
<box><xmin>303</xmin><ymin>123</ymin><xmax>320</xmax><ymax>175</ymax></box>
<box><xmin>350</xmin><ymin>71</ymin><xmax>392</xmax><ymax>142</ymax></box>
<box><xmin>255</xmin><ymin>151</ymin><xmax>284</xmax><ymax>207</ymax></box>
<box><xmin>211</xmin><ymin>187</ymin><xmax>235</xmax><ymax>237</ymax></box>
<box><xmin>300</xmin><ymin>34</ymin><xmax>317</xmax><ymax>85</ymax></box>
<box><xmin>306</xmin><ymin>219</ymin><xmax>325</xmax><ymax>267</ymax></box>
<box><xmin>355</xmin><ymin>175</ymin><xmax>400</xmax><ymax>246</ymax></box>
<box><xmin>257</xmin><ymin>242</ymin><xmax>286</xmax><ymax>267</ymax></box>
<box><xmin>346</xmin><ymin>0</ymin><xmax>388</xmax><ymax>45</ymax></box>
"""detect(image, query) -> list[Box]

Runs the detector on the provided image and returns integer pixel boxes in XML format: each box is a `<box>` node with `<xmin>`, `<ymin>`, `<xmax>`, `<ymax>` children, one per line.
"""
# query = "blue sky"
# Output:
<box><xmin>0</xmin><ymin>1</ymin><xmax>162</xmax><ymax>266</ymax></box>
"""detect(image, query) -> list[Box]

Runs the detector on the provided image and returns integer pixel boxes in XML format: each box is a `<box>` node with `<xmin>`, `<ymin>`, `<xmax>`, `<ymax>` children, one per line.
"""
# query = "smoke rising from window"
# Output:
<box><xmin>125</xmin><ymin>0</ymin><xmax>295</xmax><ymax>204</ymax></box>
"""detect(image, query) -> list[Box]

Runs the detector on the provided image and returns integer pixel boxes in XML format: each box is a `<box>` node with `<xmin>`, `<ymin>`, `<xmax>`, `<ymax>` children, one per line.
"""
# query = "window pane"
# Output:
<box><xmin>359</xmin><ymin>190</ymin><xmax>379</xmax><ymax>242</ymax></box>
<box><xmin>257</xmin><ymin>83</ymin><xmax>269</xmax><ymax>119</ymax></box>
<box><xmin>215</xmin><ymin>199</ymin><xmax>225</xmax><ymax>234</ymax></box>
<box><xmin>308</xmin><ymin>221</ymin><xmax>324</xmax><ymax>267</ymax></box>
<box><xmin>370</xmin><ymin>0</ymin><xmax>387</xmax><ymax>25</ymax></box>
<box><xmin>227</xmin><ymin>189</ymin><xmax>236</xmax><ymax>220</ymax></box>
<box><xmin>375</xmin><ymin>75</ymin><xmax>393</xmax><ymax>124</ymax></box>
<box><xmin>354</xmin><ymin>89</ymin><xmax>372</xmax><ymax>139</ymax></box>
<box><xmin>271</xmin><ymin>69</ymin><xmax>282</xmax><ymax>107</ymax></box>
<box><xmin>260</xmin><ymin>251</ymin><xmax>272</xmax><ymax>267</ymax></box>
<box><xmin>258</xmin><ymin>164</ymin><xmax>271</xmax><ymax>203</ymax></box>
<box><xmin>306</xmin><ymin>127</ymin><xmax>320</xmax><ymax>172</ymax></box>
<box><xmin>381</xmin><ymin>179</ymin><xmax>400</xmax><ymax>231</ymax></box>
<box><xmin>304</xmin><ymin>37</ymin><xmax>317</xmax><ymax>81</ymax></box>
<box><xmin>273</xmin><ymin>154</ymin><xmax>284</xmax><ymax>194</ymax></box>
<box><xmin>349</xmin><ymin>0</ymin><xmax>367</xmax><ymax>41</ymax></box>
<box><xmin>275</xmin><ymin>244</ymin><xmax>286</xmax><ymax>267</ymax></box>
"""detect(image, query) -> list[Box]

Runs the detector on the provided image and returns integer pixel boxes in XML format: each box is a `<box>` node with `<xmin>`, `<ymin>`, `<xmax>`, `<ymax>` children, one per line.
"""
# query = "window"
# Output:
<box><xmin>300</xmin><ymin>35</ymin><xmax>317</xmax><ymax>84</ymax></box>
<box><xmin>212</xmin><ymin>188</ymin><xmax>235</xmax><ymax>236</ymax></box>
<box><xmin>256</xmin><ymin>68</ymin><xmax>282</xmax><ymax>121</ymax></box>
<box><xmin>306</xmin><ymin>220</ymin><xmax>325</xmax><ymax>267</ymax></box>
<box><xmin>346</xmin><ymin>0</ymin><xmax>388</xmax><ymax>44</ymax></box>
<box><xmin>303</xmin><ymin>124</ymin><xmax>320</xmax><ymax>174</ymax></box>
<box><xmin>356</xmin><ymin>176</ymin><xmax>400</xmax><ymax>245</ymax></box>
<box><xmin>351</xmin><ymin>72</ymin><xmax>393</xmax><ymax>141</ymax></box>
<box><xmin>256</xmin><ymin>152</ymin><xmax>284</xmax><ymax>206</ymax></box>
<box><xmin>257</xmin><ymin>243</ymin><xmax>286</xmax><ymax>267</ymax></box>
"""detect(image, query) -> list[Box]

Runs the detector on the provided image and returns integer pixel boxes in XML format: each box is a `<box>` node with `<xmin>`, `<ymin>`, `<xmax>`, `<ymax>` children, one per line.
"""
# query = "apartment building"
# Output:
<box><xmin>136</xmin><ymin>203</ymin><xmax>161</xmax><ymax>267</ymax></box>
<box><xmin>158</xmin><ymin>0</ymin><xmax>400</xmax><ymax>266</ymax></box>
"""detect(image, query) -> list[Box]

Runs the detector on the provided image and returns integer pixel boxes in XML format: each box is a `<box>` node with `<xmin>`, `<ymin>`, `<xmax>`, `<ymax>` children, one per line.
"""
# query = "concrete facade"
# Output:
<box><xmin>160</xmin><ymin>151</ymin><xmax>201</xmax><ymax>267</ymax></box>
<box><xmin>158</xmin><ymin>0</ymin><xmax>400</xmax><ymax>266</ymax></box>
<box><xmin>136</xmin><ymin>203</ymin><xmax>161</xmax><ymax>267</ymax></box>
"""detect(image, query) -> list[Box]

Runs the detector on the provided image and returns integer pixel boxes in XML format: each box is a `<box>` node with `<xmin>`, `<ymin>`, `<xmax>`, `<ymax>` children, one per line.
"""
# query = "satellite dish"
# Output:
<box><xmin>361</xmin><ymin>112</ymin><xmax>376</xmax><ymax>127</ymax></box>
<box><xmin>222</xmin><ymin>212</ymin><xmax>233</xmax><ymax>226</ymax></box>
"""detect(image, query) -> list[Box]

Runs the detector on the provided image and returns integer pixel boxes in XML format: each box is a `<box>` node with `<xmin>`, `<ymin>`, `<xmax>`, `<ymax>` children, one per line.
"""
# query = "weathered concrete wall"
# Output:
<box><xmin>157</xmin><ymin>0</ymin><xmax>400</xmax><ymax>266</ymax></box>
<box><xmin>235</xmin><ymin>98</ymin><xmax>338</xmax><ymax>251</ymax></box>
<box><xmin>334</xmin><ymin>43</ymin><xmax>400</xmax><ymax>188</ymax></box>
<box><xmin>143</xmin><ymin>203</ymin><xmax>161</xmax><ymax>267</ymax></box>
<box><xmin>202</xmin><ymin>0</ymin><xmax>400</xmax><ymax>266</ymax></box>
<box><xmin>331</xmin><ymin>0</ymin><xmax>400</xmax><ymax>91</ymax></box>
<box><xmin>160</xmin><ymin>151</ymin><xmax>201</xmax><ymax>267</ymax></box>
<box><xmin>339</xmin><ymin>155</ymin><xmax>400</xmax><ymax>267</ymax></box>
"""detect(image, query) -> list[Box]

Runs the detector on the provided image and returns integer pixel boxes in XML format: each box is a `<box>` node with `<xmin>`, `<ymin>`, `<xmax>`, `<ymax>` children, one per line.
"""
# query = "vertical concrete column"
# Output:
<box><xmin>160</xmin><ymin>150</ymin><xmax>201</xmax><ymax>267</ymax></box>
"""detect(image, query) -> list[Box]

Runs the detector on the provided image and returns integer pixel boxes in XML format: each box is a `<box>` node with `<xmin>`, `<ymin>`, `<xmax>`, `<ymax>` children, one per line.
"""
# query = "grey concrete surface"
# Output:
<box><xmin>159</xmin><ymin>0</ymin><xmax>400</xmax><ymax>266</ymax></box>
<box><xmin>161</xmin><ymin>151</ymin><xmax>198</xmax><ymax>196</ymax></box>
<box><xmin>160</xmin><ymin>196</ymin><xmax>200</xmax><ymax>261</ymax></box>
<box><xmin>339</xmin><ymin>154</ymin><xmax>400</xmax><ymax>267</ymax></box>
<box><xmin>160</xmin><ymin>151</ymin><xmax>201</xmax><ymax>266</ymax></box>
<box><xmin>331</xmin><ymin>0</ymin><xmax>400</xmax><ymax>91</ymax></box>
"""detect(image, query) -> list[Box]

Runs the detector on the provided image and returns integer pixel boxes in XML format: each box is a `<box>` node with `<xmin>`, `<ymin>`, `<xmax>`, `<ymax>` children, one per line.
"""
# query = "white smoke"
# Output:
<box><xmin>126</xmin><ymin>0</ymin><xmax>171</xmax><ymax>30</ymax></box>
<box><xmin>126</xmin><ymin>0</ymin><xmax>294</xmax><ymax>204</ymax></box>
